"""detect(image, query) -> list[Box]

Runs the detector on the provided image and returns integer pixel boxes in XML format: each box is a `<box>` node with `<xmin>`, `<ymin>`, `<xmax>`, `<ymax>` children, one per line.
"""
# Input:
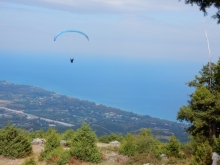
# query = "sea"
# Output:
<box><xmin>0</xmin><ymin>51</ymin><xmax>204</xmax><ymax>121</ymax></box>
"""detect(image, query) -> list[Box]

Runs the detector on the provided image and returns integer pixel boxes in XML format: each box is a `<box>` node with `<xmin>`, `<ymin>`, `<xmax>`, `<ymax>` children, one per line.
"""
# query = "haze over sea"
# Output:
<box><xmin>1</xmin><ymin>1</ymin><xmax>219</xmax><ymax>122</ymax></box>
<box><xmin>0</xmin><ymin>51</ymin><xmax>206</xmax><ymax>121</ymax></box>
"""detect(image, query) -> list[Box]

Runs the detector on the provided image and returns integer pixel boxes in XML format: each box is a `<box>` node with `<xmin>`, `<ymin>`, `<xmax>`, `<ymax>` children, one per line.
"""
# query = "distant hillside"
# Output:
<box><xmin>0</xmin><ymin>80</ymin><xmax>189</xmax><ymax>142</ymax></box>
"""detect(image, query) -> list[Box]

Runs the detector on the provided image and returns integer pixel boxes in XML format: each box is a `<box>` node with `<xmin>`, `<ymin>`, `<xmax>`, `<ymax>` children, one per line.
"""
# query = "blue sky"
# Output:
<box><xmin>0</xmin><ymin>0</ymin><xmax>220</xmax><ymax>121</ymax></box>
<box><xmin>0</xmin><ymin>0</ymin><xmax>219</xmax><ymax>61</ymax></box>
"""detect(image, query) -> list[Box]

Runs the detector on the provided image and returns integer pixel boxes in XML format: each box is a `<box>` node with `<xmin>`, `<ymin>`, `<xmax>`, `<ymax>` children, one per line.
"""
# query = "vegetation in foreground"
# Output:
<box><xmin>0</xmin><ymin>121</ymin><xmax>219</xmax><ymax>165</ymax></box>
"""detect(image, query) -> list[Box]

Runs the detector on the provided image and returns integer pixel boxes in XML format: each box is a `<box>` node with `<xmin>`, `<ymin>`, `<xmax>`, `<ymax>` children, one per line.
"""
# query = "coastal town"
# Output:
<box><xmin>0</xmin><ymin>80</ymin><xmax>188</xmax><ymax>142</ymax></box>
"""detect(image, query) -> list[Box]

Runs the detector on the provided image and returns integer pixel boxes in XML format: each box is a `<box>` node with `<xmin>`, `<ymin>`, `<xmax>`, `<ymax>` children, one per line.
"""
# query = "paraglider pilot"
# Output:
<box><xmin>70</xmin><ymin>58</ymin><xmax>74</xmax><ymax>63</ymax></box>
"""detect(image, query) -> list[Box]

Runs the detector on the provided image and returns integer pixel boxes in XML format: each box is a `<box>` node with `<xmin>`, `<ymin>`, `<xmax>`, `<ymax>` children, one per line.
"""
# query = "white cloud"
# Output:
<box><xmin>0</xmin><ymin>0</ymin><xmax>219</xmax><ymax>62</ymax></box>
<box><xmin>0</xmin><ymin>0</ymin><xmax>196</xmax><ymax>13</ymax></box>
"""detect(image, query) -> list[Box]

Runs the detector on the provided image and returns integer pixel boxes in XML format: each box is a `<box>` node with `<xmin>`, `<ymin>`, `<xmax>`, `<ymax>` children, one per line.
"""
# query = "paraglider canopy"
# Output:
<box><xmin>54</xmin><ymin>30</ymin><xmax>89</xmax><ymax>63</ymax></box>
<box><xmin>54</xmin><ymin>30</ymin><xmax>89</xmax><ymax>41</ymax></box>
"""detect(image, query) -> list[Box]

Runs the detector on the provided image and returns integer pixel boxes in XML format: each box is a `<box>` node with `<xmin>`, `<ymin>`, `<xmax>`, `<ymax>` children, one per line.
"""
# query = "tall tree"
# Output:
<box><xmin>177</xmin><ymin>60</ymin><xmax>220</xmax><ymax>144</ymax></box>
<box><xmin>181</xmin><ymin>0</ymin><xmax>220</xmax><ymax>23</ymax></box>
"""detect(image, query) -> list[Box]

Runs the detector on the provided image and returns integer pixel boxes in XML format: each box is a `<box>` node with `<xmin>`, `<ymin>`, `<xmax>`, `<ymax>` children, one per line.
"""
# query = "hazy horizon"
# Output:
<box><xmin>0</xmin><ymin>0</ymin><xmax>219</xmax><ymax>121</ymax></box>
<box><xmin>0</xmin><ymin>51</ymin><xmax>209</xmax><ymax>121</ymax></box>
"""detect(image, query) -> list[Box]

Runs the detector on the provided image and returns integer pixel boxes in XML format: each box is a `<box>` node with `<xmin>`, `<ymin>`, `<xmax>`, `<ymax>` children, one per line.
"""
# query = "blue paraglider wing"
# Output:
<box><xmin>54</xmin><ymin>30</ymin><xmax>89</xmax><ymax>41</ymax></box>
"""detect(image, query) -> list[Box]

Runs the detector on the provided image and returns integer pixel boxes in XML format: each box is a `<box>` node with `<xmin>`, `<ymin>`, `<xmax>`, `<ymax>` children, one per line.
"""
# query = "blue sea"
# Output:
<box><xmin>0</xmin><ymin>51</ymin><xmax>204</xmax><ymax>121</ymax></box>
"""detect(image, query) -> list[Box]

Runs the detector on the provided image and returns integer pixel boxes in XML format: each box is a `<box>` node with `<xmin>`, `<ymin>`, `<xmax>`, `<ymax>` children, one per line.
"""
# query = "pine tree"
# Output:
<box><xmin>189</xmin><ymin>141</ymin><xmax>212</xmax><ymax>165</ymax></box>
<box><xmin>119</xmin><ymin>133</ymin><xmax>135</xmax><ymax>156</ymax></box>
<box><xmin>39</xmin><ymin>128</ymin><xmax>60</xmax><ymax>161</ymax></box>
<box><xmin>62</xmin><ymin>129</ymin><xmax>74</xmax><ymax>141</ymax></box>
<box><xmin>166</xmin><ymin>135</ymin><xmax>180</xmax><ymax>157</ymax></box>
<box><xmin>45</xmin><ymin>129</ymin><xmax>60</xmax><ymax>153</ymax></box>
<box><xmin>0</xmin><ymin>122</ymin><xmax>32</xmax><ymax>158</ymax></box>
<box><xmin>177</xmin><ymin>60</ymin><xmax>220</xmax><ymax>144</ymax></box>
<box><xmin>135</xmin><ymin>129</ymin><xmax>155</xmax><ymax>154</ymax></box>
<box><xmin>70</xmin><ymin>123</ymin><xmax>102</xmax><ymax>163</ymax></box>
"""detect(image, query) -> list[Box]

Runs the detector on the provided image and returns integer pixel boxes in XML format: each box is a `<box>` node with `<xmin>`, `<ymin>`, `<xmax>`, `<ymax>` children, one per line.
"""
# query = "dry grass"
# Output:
<box><xmin>0</xmin><ymin>143</ymin><xmax>129</xmax><ymax>165</ymax></box>
<box><xmin>0</xmin><ymin>142</ymin><xmax>198</xmax><ymax>165</ymax></box>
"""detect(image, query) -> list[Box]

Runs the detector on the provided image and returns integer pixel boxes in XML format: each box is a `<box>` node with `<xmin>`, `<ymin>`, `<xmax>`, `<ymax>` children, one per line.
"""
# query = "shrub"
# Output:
<box><xmin>189</xmin><ymin>141</ymin><xmax>212</xmax><ymax>165</ymax></box>
<box><xmin>99</xmin><ymin>133</ymin><xmax>124</xmax><ymax>143</ymax></box>
<box><xmin>213</xmin><ymin>137</ymin><xmax>220</xmax><ymax>154</ymax></box>
<box><xmin>151</xmin><ymin>140</ymin><xmax>165</xmax><ymax>159</ymax></box>
<box><xmin>61</xmin><ymin>129</ymin><xmax>75</xmax><ymax>147</ymax></box>
<box><xmin>181</xmin><ymin>141</ymin><xmax>195</xmax><ymax>157</ymax></box>
<box><xmin>135</xmin><ymin>129</ymin><xmax>155</xmax><ymax>154</ymax></box>
<box><xmin>43</xmin><ymin>147</ymin><xmax>70</xmax><ymax>165</ymax></box>
<box><xmin>56</xmin><ymin>150</ymin><xmax>71</xmax><ymax>165</ymax></box>
<box><xmin>109</xmin><ymin>133</ymin><xmax>124</xmax><ymax>142</ymax></box>
<box><xmin>45</xmin><ymin>129</ymin><xmax>60</xmax><ymax>151</ymax></box>
<box><xmin>166</xmin><ymin>157</ymin><xmax>178</xmax><ymax>164</ymax></box>
<box><xmin>70</xmin><ymin>123</ymin><xmax>102</xmax><ymax>163</ymax></box>
<box><xmin>119</xmin><ymin>133</ymin><xmax>135</xmax><ymax>156</ymax></box>
<box><xmin>0</xmin><ymin>122</ymin><xmax>32</xmax><ymax>158</ymax></box>
<box><xmin>21</xmin><ymin>157</ymin><xmax>37</xmax><ymax>165</ymax></box>
<box><xmin>39</xmin><ymin>129</ymin><xmax>60</xmax><ymax>161</ymax></box>
<box><xmin>62</xmin><ymin>129</ymin><xmax>74</xmax><ymax>141</ymax></box>
<box><xmin>99</xmin><ymin>135</ymin><xmax>110</xmax><ymax>143</ymax></box>
<box><xmin>28</xmin><ymin>129</ymin><xmax>45</xmax><ymax>140</ymax></box>
<box><xmin>165</xmin><ymin>135</ymin><xmax>180</xmax><ymax>157</ymax></box>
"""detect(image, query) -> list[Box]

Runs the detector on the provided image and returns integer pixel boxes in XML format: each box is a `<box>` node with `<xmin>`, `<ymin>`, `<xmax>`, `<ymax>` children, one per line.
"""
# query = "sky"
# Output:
<box><xmin>0</xmin><ymin>0</ymin><xmax>219</xmax><ymax>61</ymax></box>
<box><xmin>0</xmin><ymin>0</ymin><xmax>220</xmax><ymax>121</ymax></box>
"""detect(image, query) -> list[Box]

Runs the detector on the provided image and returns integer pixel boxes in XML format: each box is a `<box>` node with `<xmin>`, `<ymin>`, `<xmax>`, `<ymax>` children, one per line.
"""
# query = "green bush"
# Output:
<box><xmin>189</xmin><ymin>141</ymin><xmax>212</xmax><ymax>165</ymax></box>
<box><xmin>45</xmin><ymin>129</ymin><xmax>60</xmax><ymax>151</ymax></box>
<box><xmin>62</xmin><ymin>129</ymin><xmax>74</xmax><ymax>141</ymax></box>
<box><xmin>213</xmin><ymin>137</ymin><xmax>220</xmax><ymax>154</ymax></box>
<box><xmin>21</xmin><ymin>157</ymin><xmax>37</xmax><ymax>165</ymax></box>
<box><xmin>99</xmin><ymin>133</ymin><xmax>124</xmax><ymax>143</ymax></box>
<box><xmin>0</xmin><ymin>122</ymin><xmax>32</xmax><ymax>158</ymax></box>
<box><xmin>119</xmin><ymin>133</ymin><xmax>135</xmax><ymax>156</ymax></box>
<box><xmin>28</xmin><ymin>129</ymin><xmax>46</xmax><ymax>141</ymax></box>
<box><xmin>135</xmin><ymin>129</ymin><xmax>155</xmax><ymax>154</ymax></box>
<box><xmin>56</xmin><ymin>150</ymin><xmax>71</xmax><ymax>165</ymax></box>
<box><xmin>166</xmin><ymin>157</ymin><xmax>178</xmax><ymax>164</ymax></box>
<box><xmin>99</xmin><ymin>135</ymin><xmax>110</xmax><ymax>143</ymax></box>
<box><xmin>165</xmin><ymin>135</ymin><xmax>180</xmax><ymax>157</ymax></box>
<box><xmin>119</xmin><ymin>129</ymin><xmax>163</xmax><ymax>163</ymax></box>
<box><xmin>109</xmin><ymin>133</ymin><xmax>124</xmax><ymax>142</ymax></box>
<box><xmin>180</xmin><ymin>141</ymin><xmax>195</xmax><ymax>157</ymax></box>
<box><xmin>44</xmin><ymin>147</ymin><xmax>70</xmax><ymax>165</ymax></box>
<box><xmin>70</xmin><ymin>123</ymin><xmax>102</xmax><ymax>163</ymax></box>
<box><xmin>151</xmin><ymin>140</ymin><xmax>165</xmax><ymax>159</ymax></box>
<box><xmin>39</xmin><ymin>129</ymin><xmax>60</xmax><ymax>161</ymax></box>
<box><xmin>61</xmin><ymin>129</ymin><xmax>75</xmax><ymax>147</ymax></box>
